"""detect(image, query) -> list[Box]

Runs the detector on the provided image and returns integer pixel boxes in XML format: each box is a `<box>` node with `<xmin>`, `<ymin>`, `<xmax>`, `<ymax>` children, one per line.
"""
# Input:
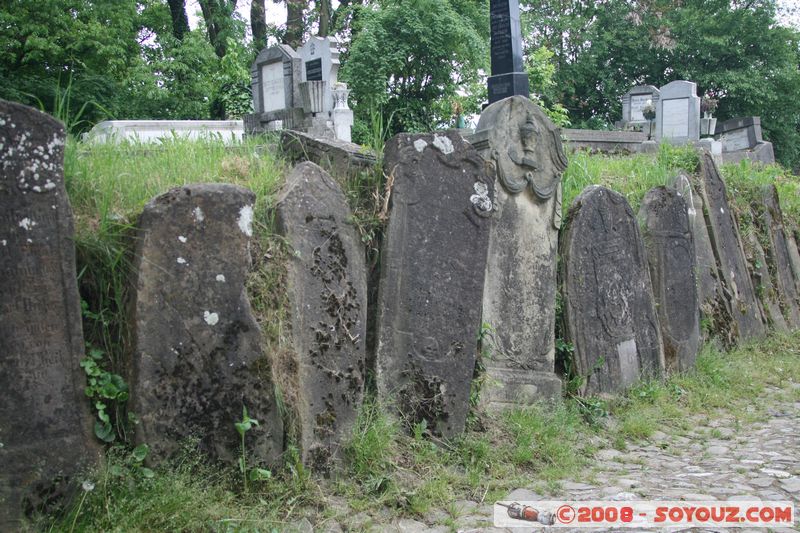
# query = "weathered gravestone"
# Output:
<box><xmin>561</xmin><ymin>186</ymin><xmax>664</xmax><ymax>394</ymax></box>
<box><xmin>760</xmin><ymin>185</ymin><xmax>800</xmax><ymax>328</ymax></box>
<box><xmin>787</xmin><ymin>232</ymin><xmax>800</xmax><ymax>296</ymax></box>
<box><xmin>620</xmin><ymin>85</ymin><xmax>660</xmax><ymax>130</ymax></box>
<box><xmin>129</xmin><ymin>184</ymin><xmax>283</xmax><ymax>466</ymax></box>
<box><xmin>697</xmin><ymin>153</ymin><xmax>766</xmax><ymax>340</ymax></box>
<box><xmin>655</xmin><ymin>80</ymin><xmax>700</xmax><ymax>145</ymax></box>
<box><xmin>376</xmin><ymin>132</ymin><xmax>493</xmax><ymax>437</ymax></box>
<box><xmin>669</xmin><ymin>172</ymin><xmax>732</xmax><ymax>342</ymax></box>
<box><xmin>488</xmin><ymin>0</ymin><xmax>529</xmax><ymax>104</ymax></box>
<box><xmin>0</xmin><ymin>101</ymin><xmax>101</xmax><ymax>527</ymax></box>
<box><xmin>274</xmin><ymin>162</ymin><xmax>366</xmax><ymax>470</ymax></box>
<box><xmin>468</xmin><ymin>95</ymin><xmax>565</xmax><ymax>407</ymax></box>
<box><xmin>639</xmin><ymin>187</ymin><xmax>701</xmax><ymax>372</ymax></box>
<box><xmin>245</xmin><ymin>44</ymin><xmax>304</xmax><ymax>134</ymax></box>
<box><xmin>746</xmin><ymin>232</ymin><xmax>789</xmax><ymax>332</ymax></box>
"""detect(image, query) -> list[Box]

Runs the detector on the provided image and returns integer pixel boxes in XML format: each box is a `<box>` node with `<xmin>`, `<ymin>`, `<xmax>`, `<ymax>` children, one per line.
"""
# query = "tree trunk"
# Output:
<box><xmin>285</xmin><ymin>0</ymin><xmax>306</xmax><ymax>49</ymax></box>
<box><xmin>198</xmin><ymin>0</ymin><xmax>238</xmax><ymax>58</ymax></box>
<box><xmin>318</xmin><ymin>0</ymin><xmax>332</xmax><ymax>37</ymax></box>
<box><xmin>251</xmin><ymin>0</ymin><xmax>268</xmax><ymax>50</ymax></box>
<box><xmin>167</xmin><ymin>0</ymin><xmax>190</xmax><ymax>40</ymax></box>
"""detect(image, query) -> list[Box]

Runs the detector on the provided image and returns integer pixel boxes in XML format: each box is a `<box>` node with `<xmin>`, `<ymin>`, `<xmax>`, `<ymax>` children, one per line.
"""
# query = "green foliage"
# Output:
<box><xmin>342</xmin><ymin>0</ymin><xmax>488</xmax><ymax>138</ymax></box>
<box><xmin>80</xmin><ymin>345</ymin><xmax>130</xmax><ymax>443</ymax></box>
<box><xmin>235</xmin><ymin>406</ymin><xmax>271</xmax><ymax>493</ymax></box>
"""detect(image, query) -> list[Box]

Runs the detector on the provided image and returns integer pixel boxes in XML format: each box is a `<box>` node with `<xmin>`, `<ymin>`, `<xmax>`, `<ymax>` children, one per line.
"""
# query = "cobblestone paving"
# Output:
<box><xmin>334</xmin><ymin>384</ymin><xmax>799</xmax><ymax>533</ymax></box>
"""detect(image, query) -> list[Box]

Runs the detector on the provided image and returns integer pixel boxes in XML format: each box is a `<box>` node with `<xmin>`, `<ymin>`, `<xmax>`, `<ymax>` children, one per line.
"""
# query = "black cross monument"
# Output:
<box><xmin>488</xmin><ymin>0</ymin><xmax>530</xmax><ymax>104</ymax></box>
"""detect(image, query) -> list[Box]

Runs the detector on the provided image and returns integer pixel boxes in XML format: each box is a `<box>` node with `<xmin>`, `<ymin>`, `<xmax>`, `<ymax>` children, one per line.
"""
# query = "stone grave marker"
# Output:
<box><xmin>669</xmin><ymin>172</ymin><xmax>731</xmax><ymax>341</ymax></box>
<box><xmin>129</xmin><ymin>184</ymin><xmax>283</xmax><ymax>466</ymax></box>
<box><xmin>247</xmin><ymin>44</ymin><xmax>303</xmax><ymax>130</ymax></box>
<box><xmin>697</xmin><ymin>153</ymin><xmax>766</xmax><ymax>340</ymax></box>
<box><xmin>376</xmin><ymin>131</ymin><xmax>493</xmax><ymax>438</ymax></box>
<box><xmin>488</xmin><ymin>0</ymin><xmax>529</xmax><ymax>103</ymax></box>
<box><xmin>639</xmin><ymin>187</ymin><xmax>700</xmax><ymax>372</ymax></box>
<box><xmin>0</xmin><ymin>100</ymin><xmax>101</xmax><ymax>527</ymax></box>
<box><xmin>298</xmin><ymin>36</ymin><xmax>340</xmax><ymax>112</ymax></box>
<box><xmin>468</xmin><ymin>95</ymin><xmax>565</xmax><ymax>407</ymax></box>
<box><xmin>621</xmin><ymin>85</ymin><xmax>660</xmax><ymax>129</ymax></box>
<box><xmin>716</xmin><ymin>117</ymin><xmax>763</xmax><ymax>152</ymax></box>
<box><xmin>761</xmin><ymin>185</ymin><xmax>800</xmax><ymax>328</ymax></box>
<box><xmin>747</xmin><ymin>232</ymin><xmax>789</xmax><ymax>332</ymax></box>
<box><xmin>787</xmin><ymin>231</ymin><xmax>800</xmax><ymax>296</ymax></box>
<box><xmin>274</xmin><ymin>162</ymin><xmax>366</xmax><ymax>471</ymax></box>
<box><xmin>655</xmin><ymin>80</ymin><xmax>700</xmax><ymax>144</ymax></box>
<box><xmin>561</xmin><ymin>186</ymin><xmax>664</xmax><ymax>394</ymax></box>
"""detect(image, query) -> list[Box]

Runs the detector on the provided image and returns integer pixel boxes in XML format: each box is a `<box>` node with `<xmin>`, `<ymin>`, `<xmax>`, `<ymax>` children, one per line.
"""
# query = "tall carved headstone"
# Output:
<box><xmin>376</xmin><ymin>132</ymin><xmax>493</xmax><ymax>438</ymax></box>
<box><xmin>274</xmin><ymin>162</ymin><xmax>366</xmax><ymax>471</ymax></box>
<box><xmin>561</xmin><ymin>186</ymin><xmax>665</xmax><ymax>394</ymax></box>
<box><xmin>760</xmin><ymin>185</ymin><xmax>800</xmax><ymax>329</ymax></box>
<box><xmin>746</xmin><ymin>232</ymin><xmax>789</xmax><ymax>332</ymax></box>
<box><xmin>0</xmin><ymin>101</ymin><xmax>100</xmax><ymax>526</ymax></box>
<box><xmin>620</xmin><ymin>85</ymin><xmax>660</xmax><ymax>130</ymax></box>
<box><xmin>669</xmin><ymin>172</ymin><xmax>731</xmax><ymax>342</ymax></box>
<box><xmin>639</xmin><ymin>187</ymin><xmax>701</xmax><ymax>372</ymax></box>
<box><xmin>469</xmin><ymin>96</ymin><xmax>565</xmax><ymax>407</ymax></box>
<box><xmin>129</xmin><ymin>184</ymin><xmax>283</xmax><ymax>466</ymax></box>
<box><xmin>697</xmin><ymin>154</ymin><xmax>766</xmax><ymax>340</ymax></box>
<box><xmin>488</xmin><ymin>0</ymin><xmax>529</xmax><ymax>104</ymax></box>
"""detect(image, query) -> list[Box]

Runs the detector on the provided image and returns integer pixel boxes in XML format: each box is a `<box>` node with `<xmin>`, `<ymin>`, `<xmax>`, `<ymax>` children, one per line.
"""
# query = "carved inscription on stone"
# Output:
<box><xmin>0</xmin><ymin>100</ymin><xmax>100</xmax><ymax>527</ymax></box>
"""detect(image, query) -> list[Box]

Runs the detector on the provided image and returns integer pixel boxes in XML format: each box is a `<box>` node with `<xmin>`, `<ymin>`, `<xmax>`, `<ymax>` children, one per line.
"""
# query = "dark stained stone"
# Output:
<box><xmin>129</xmin><ymin>184</ymin><xmax>283</xmax><ymax>467</ymax></box>
<box><xmin>697</xmin><ymin>153</ymin><xmax>766</xmax><ymax>340</ymax></box>
<box><xmin>561</xmin><ymin>186</ymin><xmax>664</xmax><ymax>395</ymax></box>
<box><xmin>760</xmin><ymin>185</ymin><xmax>800</xmax><ymax>329</ymax></box>
<box><xmin>746</xmin><ymin>232</ymin><xmax>789</xmax><ymax>332</ymax></box>
<box><xmin>274</xmin><ymin>162</ymin><xmax>366</xmax><ymax>471</ymax></box>
<box><xmin>376</xmin><ymin>132</ymin><xmax>493</xmax><ymax>438</ymax></box>
<box><xmin>787</xmin><ymin>232</ymin><xmax>800</xmax><ymax>297</ymax></box>
<box><xmin>469</xmin><ymin>96</ymin><xmax>565</xmax><ymax>407</ymax></box>
<box><xmin>0</xmin><ymin>100</ymin><xmax>101</xmax><ymax>527</ymax></box>
<box><xmin>639</xmin><ymin>187</ymin><xmax>701</xmax><ymax>372</ymax></box>
<box><xmin>669</xmin><ymin>172</ymin><xmax>730</xmax><ymax>342</ymax></box>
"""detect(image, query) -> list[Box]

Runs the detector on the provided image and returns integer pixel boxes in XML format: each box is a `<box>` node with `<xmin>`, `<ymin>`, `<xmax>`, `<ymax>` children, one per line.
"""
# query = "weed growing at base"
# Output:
<box><xmin>37</xmin><ymin>331</ymin><xmax>800</xmax><ymax>531</ymax></box>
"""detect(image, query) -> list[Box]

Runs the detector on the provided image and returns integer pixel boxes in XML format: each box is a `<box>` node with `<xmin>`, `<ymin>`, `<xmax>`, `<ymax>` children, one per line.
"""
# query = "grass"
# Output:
<box><xmin>34</xmin><ymin>331</ymin><xmax>800</xmax><ymax>531</ymax></box>
<box><xmin>561</xmin><ymin>142</ymin><xmax>700</xmax><ymax>213</ymax></box>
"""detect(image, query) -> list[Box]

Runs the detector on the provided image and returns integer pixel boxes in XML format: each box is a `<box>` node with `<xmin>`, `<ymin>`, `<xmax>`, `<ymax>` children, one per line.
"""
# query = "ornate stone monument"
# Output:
<box><xmin>245</xmin><ymin>37</ymin><xmax>353</xmax><ymax>142</ymax></box>
<box><xmin>469</xmin><ymin>96</ymin><xmax>566</xmax><ymax>407</ymax></box>
<box><xmin>488</xmin><ymin>0</ymin><xmax>530</xmax><ymax>104</ymax></box>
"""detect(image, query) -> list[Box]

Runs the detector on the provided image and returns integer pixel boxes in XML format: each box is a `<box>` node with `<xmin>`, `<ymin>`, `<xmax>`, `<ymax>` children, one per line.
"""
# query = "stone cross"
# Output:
<box><xmin>488</xmin><ymin>0</ymin><xmax>530</xmax><ymax>104</ymax></box>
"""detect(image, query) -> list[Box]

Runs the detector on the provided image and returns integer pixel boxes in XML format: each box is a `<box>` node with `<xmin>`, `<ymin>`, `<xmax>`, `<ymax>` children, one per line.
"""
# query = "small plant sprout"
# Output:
<box><xmin>234</xmin><ymin>405</ymin><xmax>271</xmax><ymax>493</ymax></box>
<box><xmin>69</xmin><ymin>480</ymin><xmax>95</xmax><ymax>533</ymax></box>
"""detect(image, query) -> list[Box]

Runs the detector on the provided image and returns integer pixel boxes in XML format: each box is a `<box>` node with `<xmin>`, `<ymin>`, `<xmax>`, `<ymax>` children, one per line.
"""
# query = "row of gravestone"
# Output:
<box><xmin>4</xmin><ymin>95</ymin><xmax>800</xmax><ymax>526</ymax></box>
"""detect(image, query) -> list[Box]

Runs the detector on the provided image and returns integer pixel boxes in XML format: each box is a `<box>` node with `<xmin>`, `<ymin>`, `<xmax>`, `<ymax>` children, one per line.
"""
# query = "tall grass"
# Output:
<box><xmin>562</xmin><ymin>143</ymin><xmax>700</xmax><ymax>212</ymax></box>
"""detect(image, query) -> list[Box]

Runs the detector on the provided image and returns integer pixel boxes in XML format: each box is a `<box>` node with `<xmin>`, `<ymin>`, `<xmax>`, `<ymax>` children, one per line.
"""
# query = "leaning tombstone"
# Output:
<box><xmin>760</xmin><ymin>185</ymin><xmax>800</xmax><ymax>328</ymax></box>
<box><xmin>655</xmin><ymin>80</ymin><xmax>701</xmax><ymax>145</ymax></box>
<box><xmin>787</xmin><ymin>232</ymin><xmax>800</xmax><ymax>296</ymax></box>
<box><xmin>746</xmin><ymin>232</ymin><xmax>789</xmax><ymax>332</ymax></box>
<box><xmin>468</xmin><ymin>95</ymin><xmax>565</xmax><ymax>407</ymax></box>
<box><xmin>274</xmin><ymin>162</ymin><xmax>366</xmax><ymax>471</ymax></box>
<box><xmin>639</xmin><ymin>187</ymin><xmax>701</xmax><ymax>372</ymax></box>
<box><xmin>697</xmin><ymin>153</ymin><xmax>766</xmax><ymax>340</ymax></box>
<box><xmin>129</xmin><ymin>184</ymin><xmax>283</xmax><ymax>466</ymax></box>
<box><xmin>668</xmin><ymin>171</ymin><xmax>732</xmax><ymax>343</ymax></box>
<box><xmin>561</xmin><ymin>186</ymin><xmax>665</xmax><ymax>395</ymax></box>
<box><xmin>376</xmin><ymin>132</ymin><xmax>493</xmax><ymax>438</ymax></box>
<box><xmin>0</xmin><ymin>100</ymin><xmax>101</xmax><ymax>527</ymax></box>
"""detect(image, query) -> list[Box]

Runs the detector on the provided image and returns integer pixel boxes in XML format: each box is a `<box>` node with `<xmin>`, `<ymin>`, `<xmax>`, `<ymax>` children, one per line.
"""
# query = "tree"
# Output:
<box><xmin>198</xmin><ymin>0</ymin><xmax>240</xmax><ymax>58</ymax></box>
<box><xmin>167</xmin><ymin>0</ymin><xmax>190</xmax><ymax>40</ymax></box>
<box><xmin>285</xmin><ymin>0</ymin><xmax>307</xmax><ymax>48</ymax></box>
<box><xmin>341</xmin><ymin>0</ymin><xmax>488</xmax><ymax>138</ymax></box>
<box><xmin>251</xmin><ymin>0</ymin><xmax>269</xmax><ymax>49</ymax></box>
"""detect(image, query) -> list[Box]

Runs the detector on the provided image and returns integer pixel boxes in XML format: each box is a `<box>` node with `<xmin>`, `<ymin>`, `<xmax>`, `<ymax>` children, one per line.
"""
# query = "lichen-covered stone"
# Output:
<box><xmin>561</xmin><ymin>186</ymin><xmax>664</xmax><ymax>394</ymax></box>
<box><xmin>469</xmin><ymin>95</ymin><xmax>564</xmax><ymax>408</ymax></box>
<box><xmin>697</xmin><ymin>154</ymin><xmax>766</xmax><ymax>340</ymax></box>
<box><xmin>376</xmin><ymin>131</ymin><xmax>492</xmax><ymax>438</ymax></box>
<box><xmin>639</xmin><ymin>187</ymin><xmax>701</xmax><ymax>372</ymax></box>
<box><xmin>129</xmin><ymin>184</ymin><xmax>283</xmax><ymax>466</ymax></box>
<box><xmin>275</xmin><ymin>162</ymin><xmax>366</xmax><ymax>471</ymax></box>
<box><xmin>0</xmin><ymin>100</ymin><xmax>100</xmax><ymax>527</ymax></box>
<box><xmin>746</xmin><ymin>232</ymin><xmax>789</xmax><ymax>332</ymax></box>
